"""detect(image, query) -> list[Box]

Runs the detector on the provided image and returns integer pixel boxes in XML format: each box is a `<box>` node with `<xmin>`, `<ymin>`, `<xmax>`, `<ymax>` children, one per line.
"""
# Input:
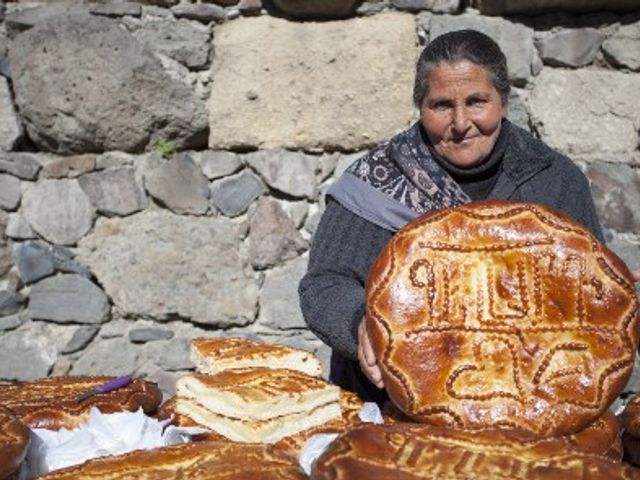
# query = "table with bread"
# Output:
<box><xmin>1</xmin><ymin>200</ymin><xmax>639</xmax><ymax>479</ymax></box>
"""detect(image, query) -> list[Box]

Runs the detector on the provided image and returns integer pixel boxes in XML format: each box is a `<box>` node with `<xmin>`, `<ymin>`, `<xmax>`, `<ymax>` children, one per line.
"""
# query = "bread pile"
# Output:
<box><xmin>37</xmin><ymin>439</ymin><xmax>305</xmax><ymax>480</ymax></box>
<box><xmin>0</xmin><ymin>406</ymin><xmax>29</xmax><ymax>480</ymax></box>
<box><xmin>311</xmin><ymin>200</ymin><xmax>640</xmax><ymax>478</ymax></box>
<box><xmin>0</xmin><ymin>376</ymin><xmax>162</xmax><ymax>430</ymax></box>
<box><xmin>173</xmin><ymin>337</ymin><xmax>343</xmax><ymax>444</ymax></box>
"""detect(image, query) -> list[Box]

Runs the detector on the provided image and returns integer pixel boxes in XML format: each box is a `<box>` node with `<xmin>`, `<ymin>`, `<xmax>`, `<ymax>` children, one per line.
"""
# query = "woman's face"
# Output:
<box><xmin>420</xmin><ymin>60</ymin><xmax>507</xmax><ymax>168</ymax></box>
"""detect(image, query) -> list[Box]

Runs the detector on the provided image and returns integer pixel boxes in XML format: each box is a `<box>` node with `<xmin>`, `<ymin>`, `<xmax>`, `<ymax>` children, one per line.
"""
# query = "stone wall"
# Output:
<box><xmin>0</xmin><ymin>0</ymin><xmax>639</xmax><ymax>395</ymax></box>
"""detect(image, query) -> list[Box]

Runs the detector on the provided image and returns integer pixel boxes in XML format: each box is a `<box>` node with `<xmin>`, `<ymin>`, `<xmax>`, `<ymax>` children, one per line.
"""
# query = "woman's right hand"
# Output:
<box><xmin>357</xmin><ymin>318</ymin><xmax>384</xmax><ymax>389</ymax></box>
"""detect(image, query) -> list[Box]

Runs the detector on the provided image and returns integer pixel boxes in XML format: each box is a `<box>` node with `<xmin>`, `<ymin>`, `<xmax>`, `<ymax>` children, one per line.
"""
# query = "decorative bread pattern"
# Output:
<box><xmin>0</xmin><ymin>406</ymin><xmax>29</xmax><ymax>480</ymax></box>
<box><xmin>0</xmin><ymin>376</ymin><xmax>162</xmax><ymax>430</ymax></box>
<box><xmin>38</xmin><ymin>440</ymin><xmax>305</xmax><ymax>479</ymax></box>
<box><xmin>191</xmin><ymin>337</ymin><xmax>322</xmax><ymax>377</ymax></box>
<box><xmin>366</xmin><ymin>200</ymin><xmax>639</xmax><ymax>436</ymax></box>
<box><xmin>311</xmin><ymin>423</ymin><xmax>640</xmax><ymax>480</ymax></box>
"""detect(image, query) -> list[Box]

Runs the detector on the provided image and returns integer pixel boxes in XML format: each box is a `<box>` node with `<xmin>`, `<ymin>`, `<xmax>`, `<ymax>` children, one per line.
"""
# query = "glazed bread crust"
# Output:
<box><xmin>366</xmin><ymin>200</ymin><xmax>639</xmax><ymax>436</ymax></box>
<box><xmin>0</xmin><ymin>376</ymin><xmax>162</xmax><ymax>430</ymax></box>
<box><xmin>311</xmin><ymin>423</ymin><xmax>640</xmax><ymax>480</ymax></box>
<box><xmin>0</xmin><ymin>406</ymin><xmax>29</xmax><ymax>480</ymax></box>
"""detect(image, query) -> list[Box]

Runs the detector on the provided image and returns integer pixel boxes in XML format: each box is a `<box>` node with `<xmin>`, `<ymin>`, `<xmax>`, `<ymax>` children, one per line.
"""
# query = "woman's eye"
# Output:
<box><xmin>468</xmin><ymin>98</ymin><xmax>486</xmax><ymax>106</ymax></box>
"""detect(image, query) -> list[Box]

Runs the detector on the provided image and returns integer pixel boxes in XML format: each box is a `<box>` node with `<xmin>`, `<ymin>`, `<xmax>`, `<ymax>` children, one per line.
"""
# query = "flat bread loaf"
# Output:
<box><xmin>191</xmin><ymin>337</ymin><xmax>322</xmax><ymax>377</ymax></box>
<box><xmin>622</xmin><ymin>393</ymin><xmax>640</xmax><ymax>438</ymax></box>
<box><xmin>38</xmin><ymin>440</ymin><xmax>305</xmax><ymax>479</ymax></box>
<box><xmin>311</xmin><ymin>423</ymin><xmax>640</xmax><ymax>480</ymax></box>
<box><xmin>366</xmin><ymin>200</ymin><xmax>639</xmax><ymax>436</ymax></box>
<box><xmin>0</xmin><ymin>406</ymin><xmax>29</xmax><ymax>480</ymax></box>
<box><xmin>0</xmin><ymin>376</ymin><xmax>162</xmax><ymax>430</ymax></box>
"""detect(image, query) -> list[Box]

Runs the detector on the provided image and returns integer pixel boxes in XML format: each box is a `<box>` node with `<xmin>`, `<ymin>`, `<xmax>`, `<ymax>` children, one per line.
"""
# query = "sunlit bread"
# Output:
<box><xmin>311</xmin><ymin>423</ymin><xmax>640</xmax><ymax>480</ymax></box>
<box><xmin>0</xmin><ymin>406</ymin><xmax>29</xmax><ymax>480</ymax></box>
<box><xmin>366</xmin><ymin>200</ymin><xmax>639</xmax><ymax>436</ymax></box>
<box><xmin>191</xmin><ymin>337</ymin><xmax>322</xmax><ymax>377</ymax></box>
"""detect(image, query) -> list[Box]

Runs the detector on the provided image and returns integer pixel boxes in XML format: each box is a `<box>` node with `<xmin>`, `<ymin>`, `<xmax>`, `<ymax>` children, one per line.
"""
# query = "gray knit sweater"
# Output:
<box><xmin>299</xmin><ymin>124</ymin><xmax>604</xmax><ymax>362</ymax></box>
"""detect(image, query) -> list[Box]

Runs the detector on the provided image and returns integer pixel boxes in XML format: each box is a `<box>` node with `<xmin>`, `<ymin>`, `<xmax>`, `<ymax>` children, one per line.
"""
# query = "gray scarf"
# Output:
<box><xmin>327</xmin><ymin>122</ymin><xmax>471</xmax><ymax>232</ymax></box>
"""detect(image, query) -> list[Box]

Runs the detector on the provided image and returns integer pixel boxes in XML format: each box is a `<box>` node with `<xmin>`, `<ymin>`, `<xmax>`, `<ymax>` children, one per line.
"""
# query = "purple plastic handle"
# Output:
<box><xmin>95</xmin><ymin>375</ymin><xmax>132</xmax><ymax>394</ymax></box>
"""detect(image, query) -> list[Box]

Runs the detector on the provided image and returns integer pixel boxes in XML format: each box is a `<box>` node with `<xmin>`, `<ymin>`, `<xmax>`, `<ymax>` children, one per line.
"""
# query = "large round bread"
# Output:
<box><xmin>0</xmin><ymin>376</ymin><xmax>162</xmax><ymax>430</ymax></box>
<box><xmin>0</xmin><ymin>406</ymin><xmax>29</xmax><ymax>480</ymax></box>
<box><xmin>311</xmin><ymin>423</ymin><xmax>640</xmax><ymax>480</ymax></box>
<box><xmin>622</xmin><ymin>393</ymin><xmax>640</xmax><ymax>438</ymax></box>
<box><xmin>366</xmin><ymin>200</ymin><xmax>639</xmax><ymax>436</ymax></box>
<box><xmin>38</xmin><ymin>440</ymin><xmax>305</xmax><ymax>479</ymax></box>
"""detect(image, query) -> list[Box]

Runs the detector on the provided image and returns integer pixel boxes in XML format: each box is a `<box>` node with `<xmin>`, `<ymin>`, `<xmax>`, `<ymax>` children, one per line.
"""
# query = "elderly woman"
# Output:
<box><xmin>299</xmin><ymin>29</ymin><xmax>638</xmax><ymax>402</ymax></box>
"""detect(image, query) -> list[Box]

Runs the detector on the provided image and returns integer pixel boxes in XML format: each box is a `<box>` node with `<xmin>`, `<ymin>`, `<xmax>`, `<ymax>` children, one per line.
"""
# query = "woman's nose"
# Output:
<box><xmin>452</xmin><ymin>106</ymin><xmax>470</xmax><ymax>133</ymax></box>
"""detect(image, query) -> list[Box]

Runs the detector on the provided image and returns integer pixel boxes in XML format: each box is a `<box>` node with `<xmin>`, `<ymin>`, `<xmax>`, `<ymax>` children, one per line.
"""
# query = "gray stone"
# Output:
<box><xmin>0</xmin><ymin>326</ymin><xmax>57</xmax><ymax>381</ymax></box>
<box><xmin>171</xmin><ymin>3</ymin><xmax>226</xmax><ymax>22</ymax></box>
<box><xmin>5</xmin><ymin>213</ymin><xmax>36</xmax><ymax>240</ymax></box>
<box><xmin>390</xmin><ymin>0</ymin><xmax>459</xmax><ymax>12</ymax></box>
<box><xmin>145</xmin><ymin>153</ymin><xmax>209</xmax><ymax>215</ymax></box>
<box><xmin>21</xmin><ymin>179</ymin><xmax>95</xmax><ymax>245</ymax></box>
<box><xmin>70</xmin><ymin>337</ymin><xmax>139</xmax><ymax>376</ymax></box>
<box><xmin>276</xmin><ymin>199</ymin><xmax>309</xmax><ymax>229</ymax></box>
<box><xmin>38</xmin><ymin>154</ymin><xmax>96</xmax><ymax>179</ymax></box>
<box><xmin>208</xmin><ymin>13</ymin><xmax>415</xmax><ymax>151</ymax></box>
<box><xmin>29</xmin><ymin>274</ymin><xmax>110</xmax><ymax>324</ymax></box>
<box><xmin>318</xmin><ymin>153</ymin><xmax>340</xmax><ymax>181</ymax></box>
<box><xmin>4</xmin><ymin>4</ymin><xmax>89</xmax><ymax>39</ymax></box>
<box><xmin>303</xmin><ymin>203</ymin><xmax>324</xmax><ymax>238</ymax></box>
<box><xmin>79</xmin><ymin>167</ymin><xmax>146</xmax><ymax>216</ymax></box>
<box><xmin>0</xmin><ymin>289</ymin><xmax>24</xmax><ymax>316</ymax></box>
<box><xmin>430</xmin><ymin>14</ymin><xmax>538</xmax><ymax>86</ymax></box>
<box><xmin>132</xmin><ymin>17</ymin><xmax>211</xmax><ymax>69</ymax></box>
<box><xmin>14</xmin><ymin>240</ymin><xmax>56</xmax><ymax>284</ymax></box>
<box><xmin>129</xmin><ymin>327</ymin><xmax>175</xmax><ymax>343</ymax></box>
<box><xmin>248</xmin><ymin>197</ymin><xmax>308</xmax><ymax>270</ymax></box>
<box><xmin>271</xmin><ymin>0</ymin><xmax>359</xmax><ymax>18</ymax></box>
<box><xmin>0</xmin><ymin>313</ymin><xmax>24</xmax><ymax>331</ymax></box>
<box><xmin>0</xmin><ymin>173</ymin><xmax>20</xmax><ymax>210</ymax></box>
<box><xmin>95</xmin><ymin>152</ymin><xmax>135</xmax><ymax>170</ymax></box>
<box><xmin>606</xmin><ymin>234</ymin><xmax>640</xmax><ymax>273</ymax></box>
<box><xmin>61</xmin><ymin>325</ymin><xmax>99</xmax><ymax>354</ymax></box>
<box><xmin>469</xmin><ymin>0</ymin><xmax>638</xmax><ymax>15</ymax></box>
<box><xmin>0</xmin><ymin>76</ymin><xmax>23</xmax><ymax>151</ymax></box>
<box><xmin>535</xmin><ymin>28</ymin><xmax>604</xmax><ymax>67</ymax></box>
<box><xmin>586</xmin><ymin>162</ymin><xmax>640</xmax><ymax>235</ymax></box>
<box><xmin>238</xmin><ymin>0</ymin><xmax>262</xmax><ymax>15</ymax></box>
<box><xmin>8</xmin><ymin>14</ymin><xmax>208</xmax><ymax>153</ymax></box>
<box><xmin>603</xmin><ymin>21</ymin><xmax>640</xmax><ymax>71</ymax></box>
<box><xmin>209</xmin><ymin>169</ymin><xmax>266</xmax><ymax>217</ymax></box>
<box><xmin>507</xmin><ymin>88</ymin><xmax>530</xmax><ymax>132</ymax></box>
<box><xmin>258</xmin><ymin>255</ymin><xmax>308</xmax><ymax>330</ymax></box>
<box><xmin>356</xmin><ymin>1</ymin><xmax>390</xmax><ymax>15</ymax></box>
<box><xmin>77</xmin><ymin>211</ymin><xmax>259</xmax><ymax>327</ymax></box>
<box><xmin>89</xmin><ymin>2</ymin><xmax>142</xmax><ymax>17</ymax></box>
<box><xmin>0</xmin><ymin>152</ymin><xmax>41</xmax><ymax>180</ymax></box>
<box><xmin>51</xmin><ymin>245</ymin><xmax>92</xmax><ymax>278</ymax></box>
<box><xmin>193</xmin><ymin>150</ymin><xmax>243</xmax><ymax>180</ymax></box>
<box><xmin>245</xmin><ymin>150</ymin><xmax>318</xmax><ymax>199</ymax></box>
<box><xmin>141</xmin><ymin>337</ymin><xmax>192</xmax><ymax>371</ymax></box>
<box><xmin>530</xmin><ymin>69</ymin><xmax>640</xmax><ymax>164</ymax></box>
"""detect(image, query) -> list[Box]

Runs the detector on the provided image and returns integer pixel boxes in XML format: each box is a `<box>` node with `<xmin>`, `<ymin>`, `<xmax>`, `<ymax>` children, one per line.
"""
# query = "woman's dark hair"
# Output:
<box><xmin>413</xmin><ymin>29</ymin><xmax>510</xmax><ymax>108</ymax></box>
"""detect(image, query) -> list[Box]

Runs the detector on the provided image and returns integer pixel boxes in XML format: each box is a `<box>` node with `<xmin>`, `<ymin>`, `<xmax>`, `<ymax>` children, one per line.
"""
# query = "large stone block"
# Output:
<box><xmin>208</xmin><ymin>12</ymin><xmax>416</xmax><ymax>151</ymax></box>
<box><xmin>429</xmin><ymin>14</ymin><xmax>538</xmax><ymax>85</ymax></box>
<box><xmin>8</xmin><ymin>14</ymin><xmax>207</xmax><ymax>154</ymax></box>
<box><xmin>603</xmin><ymin>20</ymin><xmax>640</xmax><ymax>71</ymax></box>
<box><xmin>529</xmin><ymin>69</ymin><xmax>640</xmax><ymax>164</ymax></box>
<box><xmin>77</xmin><ymin>211</ymin><xmax>258</xmax><ymax>327</ymax></box>
<box><xmin>535</xmin><ymin>28</ymin><xmax>604</xmax><ymax>68</ymax></box>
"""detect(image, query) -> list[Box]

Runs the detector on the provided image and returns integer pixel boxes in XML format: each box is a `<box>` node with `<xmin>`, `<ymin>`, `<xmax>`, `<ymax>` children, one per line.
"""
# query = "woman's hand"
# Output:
<box><xmin>357</xmin><ymin>318</ymin><xmax>384</xmax><ymax>389</ymax></box>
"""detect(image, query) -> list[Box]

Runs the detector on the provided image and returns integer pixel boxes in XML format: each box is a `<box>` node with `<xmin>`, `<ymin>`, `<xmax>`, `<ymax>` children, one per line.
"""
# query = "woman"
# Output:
<box><xmin>299</xmin><ymin>29</ymin><xmax>639</xmax><ymax>402</ymax></box>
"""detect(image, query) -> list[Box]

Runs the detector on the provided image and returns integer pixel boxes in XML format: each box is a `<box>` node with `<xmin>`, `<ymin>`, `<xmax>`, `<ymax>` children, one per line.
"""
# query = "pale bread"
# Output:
<box><xmin>191</xmin><ymin>337</ymin><xmax>322</xmax><ymax>377</ymax></box>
